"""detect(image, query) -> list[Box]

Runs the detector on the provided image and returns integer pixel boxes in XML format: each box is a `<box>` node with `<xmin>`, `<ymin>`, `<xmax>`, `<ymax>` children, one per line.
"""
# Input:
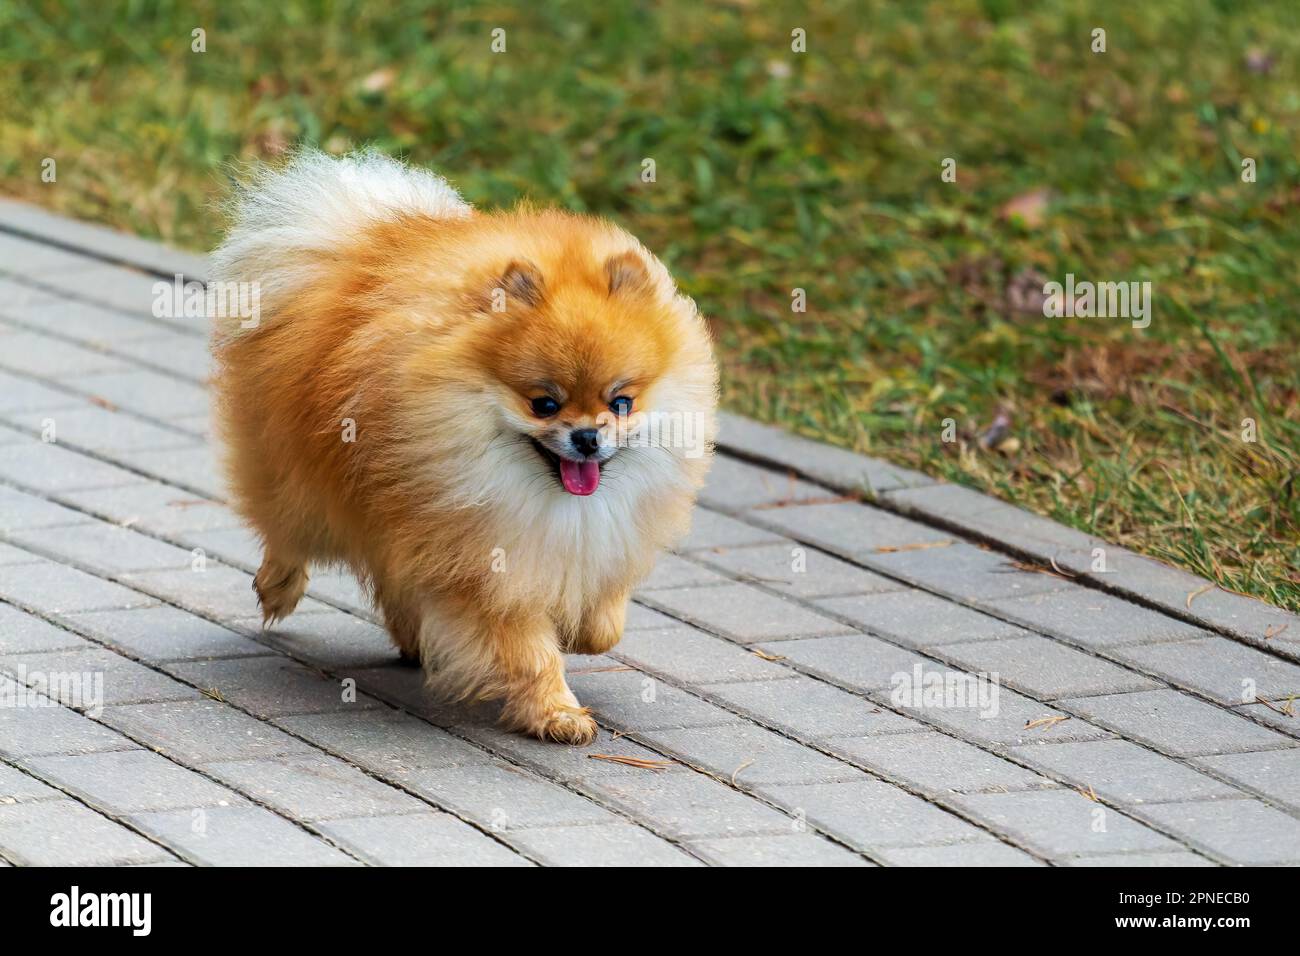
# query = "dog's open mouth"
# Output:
<box><xmin>529</xmin><ymin>438</ymin><xmax>601</xmax><ymax>496</ymax></box>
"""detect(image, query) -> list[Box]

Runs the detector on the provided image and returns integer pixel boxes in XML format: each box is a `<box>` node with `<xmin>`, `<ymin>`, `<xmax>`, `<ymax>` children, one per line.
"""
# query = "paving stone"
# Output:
<box><xmin>760</xmin><ymin>778</ymin><xmax>987</xmax><ymax>850</ymax></box>
<box><xmin>274</xmin><ymin>709</ymin><xmax>493</xmax><ymax>778</ymax></box>
<box><xmin>1110</xmin><ymin>636</ymin><xmax>1300</xmax><ymax>706</ymax></box>
<box><xmin>624</xmin><ymin>603</ymin><xmax>680</xmax><ymax>631</ymax></box>
<box><xmin>510</xmin><ymin>822</ymin><xmax>701</xmax><ymax>866</ymax></box>
<box><xmin>22</xmin><ymin>749</ymin><xmax>245</xmax><ymax>813</ymax></box>
<box><xmin>1</xmin><ymin>645</ymin><xmax>201</xmax><ymax>708</ymax></box>
<box><xmin>716</xmin><ymin>411</ymin><xmax>933</xmax><ymax>494</ymax></box>
<box><xmin>71</xmin><ymin>367</ymin><xmax>211</xmax><ymax>418</ymax></box>
<box><xmin>878</xmin><ymin>840</ymin><xmax>1043</xmax><ymax>866</ymax></box>
<box><xmin>164</xmin><ymin>656</ymin><xmax>381</xmax><ymax>718</ymax></box>
<box><xmin>301</xmin><ymin>566</ymin><xmax>377</xmax><ymax>617</ymax></box>
<box><xmin>1009</xmin><ymin>739</ymin><xmax>1241</xmax><ymax>805</ymax></box>
<box><xmin>10</xmin><ymin>521</ymin><xmax>194</xmax><ymax>575</ymax></box>
<box><xmin>1064</xmin><ymin>850</ymin><xmax>1216</xmax><ymax>867</ymax></box>
<box><xmin>0</xmin><ymin>542</ymin><xmax>42</xmax><ymax>565</ymax></box>
<box><xmin>318</xmin><ymin>812</ymin><xmax>529</xmax><ymax>866</ymax></box>
<box><xmin>1225</xmin><ymin>700</ymin><xmax>1300</xmax><ymax>737</ymax></box>
<box><xmin>100</xmin><ymin>699</ymin><xmax>317</xmax><ymax>763</ymax></box>
<box><xmin>0</xmin><ymin>603</ymin><xmax>89</xmax><ymax>654</ymax></box>
<box><xmin>0</xmin><ymin>280</ymin><xmax>60</xmax><ymax>322</ymax></box>
<box><xmin>828</xmin><ymin>731</ymin><xmax>1049</xmax><ymax>795</ymax></box>
<box><xmin>30</xmin><ymin>263</ymin><xmax>173</xmax><ymax>320</ymax></box>
<box><xmin>888</xmin><ymin>681</ymin><xmax>1111</xmax><ymax>748</ymax></box>
<box><xmin>643</xmin><ymin>582</ymin><xmax>851</xmax><ymax>644</ymax></box>
<box><xmin>689</xmin><ymin>831</ymin><xmax>870</xmax><ymax>866</ymax></box>
<box><xmin>64</xmin><ymin>605</ymin><xmax>269</xmax><ymax>662</ymax></box>
<box><xmin>0</xmin><ymin>484</ymin><xmax>89</xmax><ymax>531</ymax></box>
<box><xmin>0</xmin><ymin>235</ymin><xmax>107</xmax><ymax>278</ymax></box>
<box><xmin>641</xmin><ymin>723</ymin><xmax>862</xmax><ymax>786</ymax></box>
<box><xmin>951</xmin><ymin>789</ymin><xmax>1180</xmax><ymax>860</ymax></box>
<box><xmin>0</xmin><ymin>330</ymin><xmax>130</xmax><ymax>377</ymax></box>
<box><xmin>613</xmin><ymin>626</ymin><xmax>788</xmax><ymax>684</ymax></box>
<box><xmin>1062</xmin><ymin>548</ymin><xmax>1300</xmax><ymax>649</ymax></box>
<box><xmin>0</xmin><ymin>799</ymin><xmax>170</xmax><ymax>865</ymax></box>
<box><xmin>695</xmin><ymin>540</ymin><xmax>905</xmax><ymax>600</ymax></box>
<box><xmin>1191</xmin><ymin>749</ymin><xmax>1300</xmax><ymax>813</ymax></box>
<box><xmin>104</xmin><ymin>331</ymin><xmax>215</xmax><ymax>381</ymax></box>
<box><xmin>0</xmin><ymin>761</ymin><xmax>63</xmax><ymax>802</ymax></box>
<box><xmin>129</xmin><ymin>804</ymin><xmax>357</xmax><ymax>866</ymax></box>
<box><xmin>104</xmin><ymin>445</ymin><xmax>225</xmax><ymax>498</ymax></box>
<box><xmin>566</xmin><ymin>668</ymin><xmax>744</xmax><ymax>731</ymax></box>
<box><xmin>119</xmin><ymin>564</ymin><xmax>330</xmax><ymax>622</ymax></box>
<box><xmin>344</xmin><ymin>662</ymin><xmax>479</xmax><ymax>722</ymax></box>
<box><xmin>0</xmin><ymin>559</ymin><xmax>157</xmax><ymax>614</ymax></box>
<box><xmin>181</xmin><ymin>525</ymin><xmax>263</xmax><ymax>569</ymax></box>
<box><xmin>885</xmin><ymin>482</ymin><xmax>1100</xmax><ymax>556</ymax></box>
<box><xmin>637</xmin><ymin>553</ymin><xmax>728</xmax><ymax>590</ymax></box>
<box><xmin>59</xmin><ymin>480</ymin><xmax>241</xmax><ymax>535</ymax></box>
<box><xmin>861</xmin><ymin>541</ymin><xmax>1065</xmax><ymax>602</ymax></box>
<box><xmin>1058</xmin><ymin>689</ymin><xmax>1294</xmax><ymax>757</ymax></box>
<box><xmin>764</xmin><ymin>632</ymin><xmax>932</xmax><ymax>693</ymax></box>
<box><xmin>204</xmin><ymin>754</ymin><xmax>427</xmax><ymax>821</ymax></box>
<box><xmin>985</xmin><ymin>586</ymin><xmax>1211</xmax><ymax>648</ymax></box>
<box><xmin>0</xmin><ymin>687</ymin><xmax>139</xmax><ymax>758</ymax></box>
<box><xmin>0</xmin><ymin>441</ymin><xmax>140</xmax><ymax>492</ymax></box>
<box><xmin>6</xmin><ymin>405</ymin><xmax>194</xmax><ymax>453</ymax></box>
<box><xmin>404</xmin><ymin>762</ymin><xmax>616</xmax><ymax>831</ymax></box>
<box><xmin>677</xmin><ymin>509</ymin><xmax>784</xmax><ymax>551</ymax></box>
<box><xmin>816</xmin><ymin>589</ymin><xmax>1029</xmax><ymax>648</ymax></box>
<box><xmin>698</xmin><ymin>455</ymin><xmax>829</xmax><ymax>512</ymax></box>
<box><xmin>1135</xmin><ymin>798</ymin><xmax>1300</xmax><ymax>865</ymax></box>
<box><xmin>242</xmin><ymin>611</ymin><xmax>398</xmax><ymax>669</ymax></box>
<box><xmin>749</xmin><ymin>501</ymin><xmax>953</xmax><ymax>560</ymax></box>
<box><xmin>583</xmin><ymin>771</ymin><xmax>794</xmax><ymax>840</ymax></box>
<box><xmin>455</xmin><ymin>723</ymin><xmax>686</xmax><ymax>784</ymax></box>
<box><xmin>929</xmin><ymin>635</ymin><xmax>1160</xmax><ymax>699</ymax></box>
<box><xmin>0</xmin><ymin>369</ymin><xmax>83</xmax><ymax>413</ymax></box>
<box><xmin>10</xmin><ymin>297</ymin><xmax>169</xmax><ymax>345</ymax></box>
<box><xmin>697</xmin><ymin>676</ymin><xmax>928</xmax><ymax>740</ymax></box>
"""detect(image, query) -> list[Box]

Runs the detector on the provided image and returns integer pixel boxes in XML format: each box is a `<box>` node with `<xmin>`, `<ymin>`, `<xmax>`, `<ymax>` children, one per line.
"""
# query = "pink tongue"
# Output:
<box><xmin>559</xmin><ymin>458</ymin><xmax>601</xmax><ymax>496</ymax></box>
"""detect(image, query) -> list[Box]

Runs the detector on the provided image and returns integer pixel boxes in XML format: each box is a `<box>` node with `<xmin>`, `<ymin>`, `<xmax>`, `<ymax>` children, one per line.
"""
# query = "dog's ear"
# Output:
<box><xmin>605</xmin><ymin>251</ymin><xmax>652</xmax><ymax>297</ymax></box>
<box><xmin>495</xmin><ymin>260</ymin><xmax>544</xmax><ymax>310</ymax></box>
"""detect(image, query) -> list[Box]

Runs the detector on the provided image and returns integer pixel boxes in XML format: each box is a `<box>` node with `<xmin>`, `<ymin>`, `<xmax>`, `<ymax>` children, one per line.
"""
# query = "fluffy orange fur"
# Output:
<box><xmin>211</xmin><ymin>159</ymin><xmax>717</xmax><ymax>744</ymax></box>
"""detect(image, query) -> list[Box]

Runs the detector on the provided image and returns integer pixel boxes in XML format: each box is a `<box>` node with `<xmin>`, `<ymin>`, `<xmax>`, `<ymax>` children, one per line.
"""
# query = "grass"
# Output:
<box><xmin>1</xmin><ymin>0</ymin><xmax>1297</xmax><ymax>609</ymax></box>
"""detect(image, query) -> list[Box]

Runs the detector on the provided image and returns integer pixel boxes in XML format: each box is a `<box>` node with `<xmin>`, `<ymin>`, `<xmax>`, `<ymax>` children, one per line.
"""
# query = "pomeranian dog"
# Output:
<box><xmin>210</xmin><ymin>150</ymin><xmax>717</xmax><ymax>744</ymax></box>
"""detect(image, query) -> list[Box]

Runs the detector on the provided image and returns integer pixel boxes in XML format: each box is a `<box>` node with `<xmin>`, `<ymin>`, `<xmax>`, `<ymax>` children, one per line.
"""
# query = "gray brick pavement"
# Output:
<box><xmin>2</xmin><ymin>223</ymin><xmax>1298</xmax><ymax>866</ymax></box>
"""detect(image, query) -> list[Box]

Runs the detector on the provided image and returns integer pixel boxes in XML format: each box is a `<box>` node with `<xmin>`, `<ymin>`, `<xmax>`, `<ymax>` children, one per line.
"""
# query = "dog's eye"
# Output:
<box><xmin>530</xmin><ymin>396</ymin><xmax>561</xmax><ymax>417</ymax></box>
<box><xmin>609</xmin><ymin>395</ymin><xmax>633</xmax><ymax>416</ymax></box>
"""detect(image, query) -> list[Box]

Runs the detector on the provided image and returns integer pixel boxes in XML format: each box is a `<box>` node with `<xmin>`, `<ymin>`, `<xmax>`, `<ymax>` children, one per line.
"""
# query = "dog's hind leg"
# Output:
<box><xmin>253</xmin><ymin>550</ymin><xmax>310</xmax><ymax>627</ymax></box>
<box><xmin>374</xmin><ymin>581</ymin><xmax>423</xmax><ymax>667</ymax></box>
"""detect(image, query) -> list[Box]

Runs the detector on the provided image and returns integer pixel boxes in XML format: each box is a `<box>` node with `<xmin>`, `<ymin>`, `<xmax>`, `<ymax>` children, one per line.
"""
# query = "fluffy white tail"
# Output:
<box><xmin>209</xmin><ymin>148</ymin><xmax>471</xmax><ymax>340</ymax></box>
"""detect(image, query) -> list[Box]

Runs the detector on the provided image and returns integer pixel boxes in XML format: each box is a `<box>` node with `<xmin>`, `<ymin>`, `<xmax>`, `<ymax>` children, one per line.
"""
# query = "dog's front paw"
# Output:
<box><xmin>536</xmin><ymin>705</ymin><xmax>598</xmax><ymax>746</ymax></box>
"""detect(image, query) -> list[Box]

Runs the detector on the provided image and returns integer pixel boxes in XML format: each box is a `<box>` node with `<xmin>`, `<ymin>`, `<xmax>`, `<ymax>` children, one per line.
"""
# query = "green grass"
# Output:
<box><xmin>2</xmin><ymin>0</ymin><xmax>1297</xmax><ymax>609</ymax></box>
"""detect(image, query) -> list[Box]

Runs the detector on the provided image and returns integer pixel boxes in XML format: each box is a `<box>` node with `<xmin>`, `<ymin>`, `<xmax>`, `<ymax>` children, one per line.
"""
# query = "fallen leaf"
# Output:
<box><xmin>361</xmin><ymin>67</ymin><xmax>396</xmax><ymax>93</ymax></box>
<box><xmin>731</xmin><ymin>759</ymin><xmax>755</xmax><ymax>786</ymax></box>
<box><xmin>587</xmin><ymin>754</ymin><xmax>673</xmax><ymax>771</ymax></box>
<box><xmin>999</xmin><ymin>188</ymin><xmax>1050</xmax><ymax>228</ymax></box>
<box><xmin>1024</xmin><ymin>715</ymin><xmax>1070</xmax><ymax>731</ymax></box>
<box><xmin>1186</xmin><ymin>583</ymin><xmax>1214</xmax><ymax>609</ymax></box>
<box><xmin>875</xmin><ymin>540</ymin><xmax>954</xmax><ymax>554</ymax></box>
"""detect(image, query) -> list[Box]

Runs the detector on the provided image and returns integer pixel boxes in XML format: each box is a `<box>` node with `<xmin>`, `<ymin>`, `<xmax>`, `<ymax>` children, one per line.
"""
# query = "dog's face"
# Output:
<box><xmin>468</xmin><ymin>251</ymin><xmax>688</xmax><ymax>498</ymax></box>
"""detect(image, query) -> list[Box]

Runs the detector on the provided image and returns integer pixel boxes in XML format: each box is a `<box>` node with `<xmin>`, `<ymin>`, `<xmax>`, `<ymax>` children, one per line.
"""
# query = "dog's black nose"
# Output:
<box><xmin>570</xmin><ymin>428</ymin><xmax>600</xmax><ymax>457</ymax></box>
